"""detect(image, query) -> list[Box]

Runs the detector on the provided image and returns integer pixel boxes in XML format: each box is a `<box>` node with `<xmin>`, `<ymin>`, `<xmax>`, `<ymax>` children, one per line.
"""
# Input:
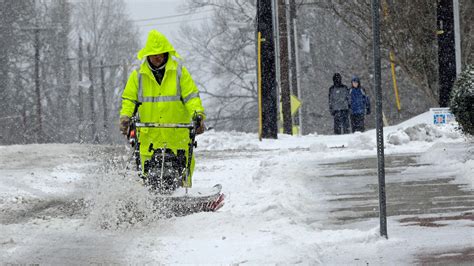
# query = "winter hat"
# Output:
<box><xmin>351</xmin><ymin>75</ymin><xmax>360</xmax><ymax>83</ymax></box>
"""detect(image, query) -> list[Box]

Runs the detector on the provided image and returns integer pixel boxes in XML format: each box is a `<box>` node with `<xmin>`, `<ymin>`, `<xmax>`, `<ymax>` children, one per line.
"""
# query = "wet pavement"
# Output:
<box><xmin>318</xmin><ymin>153</ymin><xmax>474</xmax><ymax>224</ymax></box>
<box><xmin>317</xmin><ymin>146</ymin><xmax>474</xmax><ymax>264</ymax></box>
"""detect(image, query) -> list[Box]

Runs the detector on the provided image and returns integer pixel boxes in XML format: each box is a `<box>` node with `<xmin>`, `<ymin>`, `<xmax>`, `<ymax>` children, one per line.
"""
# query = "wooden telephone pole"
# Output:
<box><xmin>22</xmin><ymin>26</ymin><xmax>58</xmax><ymax>142</ymax></box>
<box><xmin>437</xmin><ymin>0</ymin><xmax>459</xmax><ymax>107</ymax></box>
<box><xmin>278</xmin><ymin>0</ymin><xmax>292</xmax><ymax>135</ymax></box>
<box><xmin>257</xmin><ymin>0</ymin><xmax>278</xmax><ymax>139</ymax></box>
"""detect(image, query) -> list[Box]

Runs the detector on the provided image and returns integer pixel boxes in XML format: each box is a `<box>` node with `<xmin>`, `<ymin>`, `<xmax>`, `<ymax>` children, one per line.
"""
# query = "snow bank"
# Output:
<box><xmin>198</xmin><ymin>130</ymin><xmax>348</xmax><ymax>151</ymax></box>
<box><xmin>309</xmin><ymin>142</ymin><xmax>329</xmax><ymax>152</ymax></box>
<box><xmin>386</xmin><ymin>129</ymin><xmax>410</xmax><ymax>145</ymax></box>
<box><xmin>348</xmin><ymin>132</ymin><xmax>376</xmax><ymax>150</ymax></box>
<box><xmin>198</xmin><ymin>111</ymin><xmax>464</xmax><ymax>154</ymax></box>
<box><xmin>197</xmin><ymin>130</ymin><xmax>260</xmax><ymax>151</ymax></box>
<box><xmin>387</xmin><ymin>123</ymin><xmax>461</xmax><ymax>145</ymax></box>
<box><xmin>417</xmin><ymin>142</ymin><xmax>473</xmax><ymax>189</ymax></box>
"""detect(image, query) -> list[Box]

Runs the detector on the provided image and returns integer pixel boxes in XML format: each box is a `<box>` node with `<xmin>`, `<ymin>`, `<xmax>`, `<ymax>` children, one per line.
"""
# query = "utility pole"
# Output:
<box><xmin>293</xmin><ymin>16</ymin><xmax>303</xmax><ymax>135</ymax></box>
<box><xmin>21</xmin><ymin>26</ymin><xmax>58</xmax><ymax>142</ymax></box>
<box><xmin>372</xmin><ymin>0</ymin><xmax>388</xmax><ymax>239</ymax></box>
<box><xmin>278</xmin><ymin>0</ymin><xmax>292</xmax><ymax>135</ymax></box>
<box><xmin>437</xmin><ymin>0</ymin><xmax>457</xmax><ymax>107</ymax></box>
<box><xmin>91</xmin><ymin>61</ymin><xmax>125</xmax><ymax>143</ymax></box>
<box><xmin>288</xmin><ymin>0</ymin><xmax>303</xmax><ymax>133</ymax></box>
<box><xmin>21</xmin><ymin>25</ymin><xmax>61</xmax><ymax>142</ymax></box>
<box><xmin>100</xmin><ymin>60</ymin><xmax>108</xmax><ymax>141</ymax></box>
<box><xmin>33</xmin><ymin>28</ymin><xmax>43</xmax><ymax>142</ymax></box>
<box><xmin>78</xmin><ymin>36</ymin><xmax>84</xmax><ymax>142</ymax></box>
<box><xmin>87</xmin><ymin>44</ymin><xmax>97</xmax><ymax>143</ymax></box>
<box><xmin>453</xmin><ymin>0</ymin><xmax>461</xmax><ymax>76</ymax></box>
<box><xmin>257</xmin><ymin>0</ymin><xmax>278</xmax><ymax>139</ymax></box>
<box><xmin>288</xmin><ymin>0</ymin><xmax>297</xmax><ymax>97</ymax></box>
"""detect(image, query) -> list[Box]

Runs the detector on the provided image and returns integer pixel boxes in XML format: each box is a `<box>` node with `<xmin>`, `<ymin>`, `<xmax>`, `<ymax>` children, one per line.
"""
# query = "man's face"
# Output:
<box><xmin>352</xmin><ymin>81</ymin><xmax>359</xmax><ymax>87</ymax></box>
<box><xmin>148</xmin><ymin>53</ymin><xmax>166</xmax><ymax>67</ymax></box>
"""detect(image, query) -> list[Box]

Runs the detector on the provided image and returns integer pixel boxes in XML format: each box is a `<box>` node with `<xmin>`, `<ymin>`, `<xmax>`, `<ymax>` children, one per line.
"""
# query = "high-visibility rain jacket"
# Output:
<box><xmin>120</xmin><ymin>30</ymin><xmax>205</xmax><ymax>187</ymax></box>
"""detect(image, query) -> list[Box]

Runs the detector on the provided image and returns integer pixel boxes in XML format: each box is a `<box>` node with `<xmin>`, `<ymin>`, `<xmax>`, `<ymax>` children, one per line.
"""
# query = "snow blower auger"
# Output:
<box><xmin>126</xmin><ymin>102</ymin><xmax>224</xmax><ymax>215</ymax></box>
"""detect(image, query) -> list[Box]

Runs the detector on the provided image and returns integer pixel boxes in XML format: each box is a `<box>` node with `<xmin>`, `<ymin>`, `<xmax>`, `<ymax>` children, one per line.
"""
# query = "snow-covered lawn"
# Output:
<box><xmin>1</xmin><ymin>112</ymin><xmax>472</xmax><ymax>264</ymax></box>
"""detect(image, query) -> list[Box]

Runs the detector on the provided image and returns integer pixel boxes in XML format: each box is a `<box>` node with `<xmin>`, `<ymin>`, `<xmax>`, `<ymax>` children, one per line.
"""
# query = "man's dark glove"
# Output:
<box><xmin>196</xmin><ymin>115</ymin><xmax>205</xmax><ymax>135</ymax></box>
<box><xmin>366</xmin><ymin>108</ymin><xmax>371</xmax><ymax>115</ymax></box>
<box><xmin>120</xmin><ymin>116</ymin><xmax>130</xmax><ymax>135</ymax></box>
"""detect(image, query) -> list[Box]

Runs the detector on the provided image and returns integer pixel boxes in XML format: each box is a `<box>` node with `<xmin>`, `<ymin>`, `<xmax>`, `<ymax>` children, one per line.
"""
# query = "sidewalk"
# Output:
<box><xmin>317</xmin><ymin>142</ymin><xmax>474</xmax><ymax>264</ymax></box>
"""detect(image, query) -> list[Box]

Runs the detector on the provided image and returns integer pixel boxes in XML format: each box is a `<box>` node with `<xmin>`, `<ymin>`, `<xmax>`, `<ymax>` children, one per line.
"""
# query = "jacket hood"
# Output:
<box><xmin>333</xmin><ymin>73</ymin><xmax>342</xmax><ymax>86</ymax></box>
<box><xmin>351</xmin><ymin>75</ymin><xmax>361</xmax><ymax>87</ymax></box>
<box><xmin>137</xmin><ymin>30</ymin><xmax>181</xmax><ymax>60</ymax></box>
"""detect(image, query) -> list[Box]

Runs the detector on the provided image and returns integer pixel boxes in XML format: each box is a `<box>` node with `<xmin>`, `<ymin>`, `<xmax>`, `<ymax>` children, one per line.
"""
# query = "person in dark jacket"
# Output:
<box><xmin>329</xmin><ymin>73</ymin><xmax>350</xmax><ymax>134</ymax></box>
<box><xmin>349</xmin><ymin>75</ymin><xmax>371</xmax><ymax>132</ymax></box>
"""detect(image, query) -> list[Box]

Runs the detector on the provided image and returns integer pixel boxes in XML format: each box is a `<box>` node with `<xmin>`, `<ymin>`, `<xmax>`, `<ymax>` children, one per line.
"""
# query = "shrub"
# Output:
<box><xmin>450</xmin><ymin>64</ymin><xmax>474</xmax><ymax>136</ymax></box>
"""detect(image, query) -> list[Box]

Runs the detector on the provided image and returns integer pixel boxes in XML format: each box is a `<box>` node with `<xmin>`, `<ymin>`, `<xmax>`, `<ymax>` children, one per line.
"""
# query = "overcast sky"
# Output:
<box><xmin>124</xmin><ymin>0</ymin><xmax>209</xmax><ymax>51</ymax></box>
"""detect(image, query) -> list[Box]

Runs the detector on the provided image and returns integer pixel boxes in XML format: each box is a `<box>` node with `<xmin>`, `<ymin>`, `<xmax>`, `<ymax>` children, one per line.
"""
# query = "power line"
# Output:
<box><xmin>136</xmin><ymin>17</ymin><xmax>209</xmax><ymax>27</ymax></box>
<box><xmin>131</xmin><ymin>9</ymin><xmax>213</xmax><ymax>22</ymax></box>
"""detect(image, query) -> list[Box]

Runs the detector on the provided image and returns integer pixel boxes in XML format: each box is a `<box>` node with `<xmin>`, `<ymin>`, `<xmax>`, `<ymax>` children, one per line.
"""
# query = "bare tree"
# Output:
<box><xmin>178</xmin><ymin>0</ymin><xmax>258</xmax><ymax>132</ymax></box>
<box><xmin>72</xmin><ymin>0</ymin><xmax>140</xmax><ymax>143</ymax></box>
<box><xmin>0</xmin><ymin>0</ymin><xmax>140</xmax><ymax>144</ymax></box>
<box><xmin>307</xmin><ymin>0</ymin><xmax>439</xmax><ymax>105</ymax></box>
<box><xmin>0</xmin><ymin>0</ymin><xmax>36</xmax><ymax>144</ymax></box>
<box><xmin>298</xmin><ymin>0</ymin><xmax>473</xmax><ymax>133</ymax></box>
<box><xmin>305</xmin><ymin>0</ymin><xmax>472</xmax><ymax>105</ymax></box>
<box><xmin>31</xmin><ymin>0</ymin><xmax>74</xmax><ymax>142</ymax></box>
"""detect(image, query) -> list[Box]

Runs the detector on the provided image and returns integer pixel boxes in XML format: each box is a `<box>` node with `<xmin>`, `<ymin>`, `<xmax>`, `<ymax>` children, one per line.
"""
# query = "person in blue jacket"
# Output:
<box><xmin>349</xmin><ymin>75</ymin><xmax>371</xmax><ymax>132</ymax></box>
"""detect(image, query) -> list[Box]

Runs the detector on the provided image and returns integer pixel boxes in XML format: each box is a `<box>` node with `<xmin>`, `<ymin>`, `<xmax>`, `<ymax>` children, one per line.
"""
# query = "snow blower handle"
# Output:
<box><xmin>181</xmin><ymin>112</ymin><xmax>200</xmax><ymax>189</ymax></box>
<box><xmin>127</xmin><ymin>102</ymin><xmax>142</xmax><ymax>146</ymax></box>
<box><xmin>194</xmin><ymin>112</ymin><xmax>206</xmax><ymax>135</ymax></box>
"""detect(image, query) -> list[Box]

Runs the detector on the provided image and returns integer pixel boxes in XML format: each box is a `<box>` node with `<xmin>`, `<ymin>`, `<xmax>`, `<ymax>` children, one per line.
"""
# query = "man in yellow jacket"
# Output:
<box><xmin>119</xmin><ymin>30</ymin><xmax>206</xmax><ymax>187</ymax></box>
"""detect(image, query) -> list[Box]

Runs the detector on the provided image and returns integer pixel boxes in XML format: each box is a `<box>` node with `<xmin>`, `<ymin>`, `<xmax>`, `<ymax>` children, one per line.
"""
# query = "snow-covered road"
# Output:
<box><xmin>1</xmin><ymin>112</ymin><xmax>473</xmax><ymax>264</ymax></box>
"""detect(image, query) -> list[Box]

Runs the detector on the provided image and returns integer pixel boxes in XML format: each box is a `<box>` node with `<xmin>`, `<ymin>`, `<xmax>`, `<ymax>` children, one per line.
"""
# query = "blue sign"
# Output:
<box><xmin>433</xmin><ymin>114</ymin><xmax>446</xmax><ymax>124</ymax></box>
